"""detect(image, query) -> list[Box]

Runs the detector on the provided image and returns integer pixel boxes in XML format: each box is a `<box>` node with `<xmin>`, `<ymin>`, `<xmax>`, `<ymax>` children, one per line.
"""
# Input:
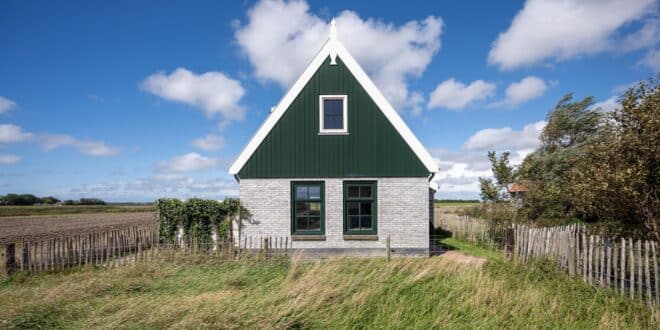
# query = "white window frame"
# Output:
<box><xmin>319</xmin><ymin>95</ymin><xmax>348</xmax><ymax>134</ymax></box>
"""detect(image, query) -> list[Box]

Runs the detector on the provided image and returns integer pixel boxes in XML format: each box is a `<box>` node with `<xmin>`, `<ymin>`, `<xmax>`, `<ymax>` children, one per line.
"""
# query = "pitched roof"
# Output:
<box><xmin>228</xmin><ymin>23</ymin><xmax>438</xmax><ymax>176</ymax></box>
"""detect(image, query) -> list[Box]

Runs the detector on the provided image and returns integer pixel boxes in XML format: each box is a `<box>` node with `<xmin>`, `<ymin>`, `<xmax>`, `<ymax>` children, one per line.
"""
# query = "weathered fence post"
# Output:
<box><xmin>505</xmin><ymin>227</ymin><xmax>514</xmax><ymax>262</ymax></box>
<box><xmin>386</xmin><ymin>235</ymin><xmax>391</xmax><ymax>261</ymax></box>
<box><xmin>5</xmin><ymin>243</ymin><xmax>16</xmax><ymax>275</ymax></box>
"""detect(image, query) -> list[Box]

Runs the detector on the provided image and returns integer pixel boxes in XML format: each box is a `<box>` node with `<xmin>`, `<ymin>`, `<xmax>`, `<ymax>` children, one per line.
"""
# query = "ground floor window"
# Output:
<box><xmin>343</xmin><ymin>181</ymin><xmax>377</xmax><ymax>235</ymax></box>
<box><xmin>291</xmin><ymin>181</ymin><xmax>324</xmax><ymax>235</ymax></box>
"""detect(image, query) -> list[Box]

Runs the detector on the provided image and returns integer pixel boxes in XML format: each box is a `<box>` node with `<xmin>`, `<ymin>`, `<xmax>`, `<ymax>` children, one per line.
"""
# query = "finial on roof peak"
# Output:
<box><xmin>329</xmin><ymin>18</ymin><xmax>338</xmax><ymax>65</ymax></box>
<box><xmin>330</xmin><ymin>18</ymin><xmax>337</xmax><ymax>40</ymax></box>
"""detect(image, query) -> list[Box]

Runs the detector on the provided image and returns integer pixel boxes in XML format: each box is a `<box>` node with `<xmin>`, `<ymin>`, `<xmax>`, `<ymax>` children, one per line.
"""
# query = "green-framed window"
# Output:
<box><xmin>343</xmin><ymin>181</ymin><xmax>377</xmax><ymax>235</ymax></box>
<box><xmin>291</xmin><ymin>181</ymin><xmax>324</xmax><ymax>235</ymax></box>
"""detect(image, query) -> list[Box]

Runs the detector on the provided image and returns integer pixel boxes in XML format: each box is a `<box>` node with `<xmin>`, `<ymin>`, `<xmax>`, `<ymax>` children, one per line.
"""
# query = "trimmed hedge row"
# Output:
<box><xmin>155</xmin><ymin>198</ymin><xmax>248</xmax><ymax>242</ymax></box>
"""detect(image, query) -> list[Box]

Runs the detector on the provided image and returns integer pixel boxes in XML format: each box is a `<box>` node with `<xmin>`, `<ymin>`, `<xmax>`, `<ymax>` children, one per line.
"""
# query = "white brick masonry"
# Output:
<box><xmin>237</xmin><ymin>177</ymin><xmax>429</xmax><ymax>255</ymax></box>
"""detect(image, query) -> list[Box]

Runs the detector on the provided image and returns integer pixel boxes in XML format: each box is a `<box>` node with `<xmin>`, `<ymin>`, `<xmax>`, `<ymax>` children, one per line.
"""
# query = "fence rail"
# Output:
<box><xmin>438</xmin><ymin>213</ymin><xmax>659</xmax><ymax>306</ymax></box>
<box><xmin>1</xmin><ymin>225</ymin><xmax>293</xmax><ymax>275</ymax></box>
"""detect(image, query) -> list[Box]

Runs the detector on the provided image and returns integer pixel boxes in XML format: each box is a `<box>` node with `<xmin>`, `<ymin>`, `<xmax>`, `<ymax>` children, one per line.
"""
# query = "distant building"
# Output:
<box><xmin>508</xmin><ymin>182</ymin><xmax>529</xmax><ymax>208</ymax></box>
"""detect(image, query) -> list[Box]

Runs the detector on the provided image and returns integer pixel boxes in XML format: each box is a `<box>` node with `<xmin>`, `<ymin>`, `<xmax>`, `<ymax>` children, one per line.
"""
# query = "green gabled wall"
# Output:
<box><xmin>238</xmin><ymin>56</ymin><xmax>429</xmax><ymax>179</ymax></box>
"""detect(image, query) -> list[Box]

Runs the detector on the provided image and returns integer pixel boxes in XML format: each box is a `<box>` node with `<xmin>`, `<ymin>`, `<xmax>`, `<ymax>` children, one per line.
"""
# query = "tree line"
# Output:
<box><xmin>0</xmin><ymin>194</ymin><xmax>106</xmax><ymax>206</ymax></box>
<box><xmin>479</xmin><ymin>79</ymin><xmax>658</xmax><ymax>240</ymax></box>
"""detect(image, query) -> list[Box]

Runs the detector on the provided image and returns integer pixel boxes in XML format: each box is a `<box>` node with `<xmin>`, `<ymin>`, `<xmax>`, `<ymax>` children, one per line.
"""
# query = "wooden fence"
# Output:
<box><xmin>438</xmin><ymin>213</ymin><xmax>659</xmax><ymax>306</ymax></box>
<box><xmin>1</xmin><ymin>225</ymin><xmax>293</xmax><ymax>276</ymax></box>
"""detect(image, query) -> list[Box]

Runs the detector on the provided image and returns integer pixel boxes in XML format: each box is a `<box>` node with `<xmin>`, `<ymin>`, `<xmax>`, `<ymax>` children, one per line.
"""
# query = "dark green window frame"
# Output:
<box><xmin>291</xmin><ymin>181</ymin><xmax>325</xmax><ymax>235</ymax></box>
<box><xmin>343</xmin><ymin>181</ymin><xmax>377</xmax><ymax>235</ymax></box>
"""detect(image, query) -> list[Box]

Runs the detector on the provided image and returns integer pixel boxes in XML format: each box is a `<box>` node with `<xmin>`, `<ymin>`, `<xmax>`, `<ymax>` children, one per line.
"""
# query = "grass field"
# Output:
<box><xmin>434</xmin><ymin>201</ymin><xmax>481</xmax><ymax>208</ymax></box>
<box><xmin>1</xmin><ymin>241</ymin><xmax>656</xmax><ymax>329</ymax></box>
<box><xmin>0</xmin><ymin>204</ymin><xmax>154</xmax><ymax>217</ymax></box>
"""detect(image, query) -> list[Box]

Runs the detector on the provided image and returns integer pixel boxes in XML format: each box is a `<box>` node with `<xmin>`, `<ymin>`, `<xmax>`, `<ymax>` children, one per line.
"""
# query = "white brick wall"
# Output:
<box><xmin>238</xmin><ymin>177</ymin><xmax>429</xmax><ymax>254</ymax></box>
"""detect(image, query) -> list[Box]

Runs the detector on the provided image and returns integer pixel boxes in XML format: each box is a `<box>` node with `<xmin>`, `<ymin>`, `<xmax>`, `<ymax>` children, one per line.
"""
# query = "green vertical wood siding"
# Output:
<box><xmin>238</xmin><ymin>56</ymin><xmax>429</xmax><ymax>179</ymax></box>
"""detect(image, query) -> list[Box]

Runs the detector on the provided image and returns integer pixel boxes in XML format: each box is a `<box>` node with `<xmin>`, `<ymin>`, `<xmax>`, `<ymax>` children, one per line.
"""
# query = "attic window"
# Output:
<box><xmin>319</xmin><ymin>95</ymin><xmax>348</xmax><ymax>134</ymax></box>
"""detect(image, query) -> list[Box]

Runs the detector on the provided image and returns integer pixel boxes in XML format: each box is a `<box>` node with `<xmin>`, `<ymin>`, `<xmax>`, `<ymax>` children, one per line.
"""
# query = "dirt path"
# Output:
<box><xmin>438</xmin><ymin>251</ymin><xmax>487</xmax><ymax>268</ymax></box>
<box><xmin>0</xmin><ymin>212</ymin><xmax>156</xmax><ymax>244</ymax></box>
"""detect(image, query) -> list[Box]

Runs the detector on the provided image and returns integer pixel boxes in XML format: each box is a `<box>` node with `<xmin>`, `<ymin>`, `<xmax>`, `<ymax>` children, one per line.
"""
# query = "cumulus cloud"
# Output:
<box><xmin>0</xmin><ymin>96</ymin><xmax>16</xmax><ymax>114</ymax></box>
<box><xmin>0</xmin><ymin>124</ymin><xmax>33</xmax><ymax>144</ymax></box>
<box><xmin>0</xmin><ymin>154</ymin><xmax>21</xmax><ymax>165</ymax></box>
<box><xmin>192</xmin><ymin>134</ymin><xmax>225</xmax><ymax>151</ymax></box>
<box><xmin>0</xmin><ymin>124</ymin><xmax>118</xmax><ymax>156</ymax></box>
<box><xmin>157</xmin><ymin>152</ymin><xmax>221</xmax><ymax>173</ymax></box>
<box><xmin>234</xmin><ymin>0</ymin><xmax>443</xmax><ymax>113</ymax></box>
<box><xmin>427</xmin><ymin>78</ymin><xmax>496</xmax><ymax>110</ymax></box>
<box><xmin>463</xmin><ymin>120</ymin><xmax>547</xmax><ymax>151</ymax></box>
<box><xmin>40</xmin><ymin>134</ymin><xmax>119</xmax><ymax>156</ymax></box>
<box><xmin>488</xmin><ymin>0</ymin><xmax>657</xmax><ymax>70</ymax></box>
<box><xmin>638</xmin><ymin>48</ymin><xmax>660</xmax><ymax>71</ymax></box>
<box><xmin>141</xmin><ymin>68</ymin><xmax>246</xmax><ymax>121</ymax></box>
<box><xmin>490</xmin><ymin>76</ymin><xmax>547</xmax><ymax>108</ymax></box>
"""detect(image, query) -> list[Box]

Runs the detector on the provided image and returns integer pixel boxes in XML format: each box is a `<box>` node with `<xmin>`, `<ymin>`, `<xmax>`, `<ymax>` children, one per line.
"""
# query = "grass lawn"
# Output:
<box><xmin>0</xmin><ymin>245</ymin><xmax>656</xmax><ymax>329</ymax></box>
<box><xmin>0</xmin><ymin>205</ymin><xmax>155</xmax><ymax>217</ymax></box>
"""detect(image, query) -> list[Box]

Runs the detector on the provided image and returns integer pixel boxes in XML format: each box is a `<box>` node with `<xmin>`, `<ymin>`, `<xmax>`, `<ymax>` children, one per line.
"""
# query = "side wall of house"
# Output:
<box><xmin>238</xmin><ymin>177</ymin><xmax>429</xmax><ymax>256</ymax></box>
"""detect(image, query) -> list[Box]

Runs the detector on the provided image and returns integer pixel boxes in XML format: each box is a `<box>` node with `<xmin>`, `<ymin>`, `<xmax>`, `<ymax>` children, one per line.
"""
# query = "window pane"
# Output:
<box><xmin>295</xmin><ymin>202</ymin><xmax>308</xmax><ymax>217</ymax></box>
<box><xmin>308</xmin><ymin>217</ymin><xmax>321</xmax><ymax>230</ymax></box>
<box><xmin>323</xmin><ymin>99</ymin><xmax>343</xmax><ymax>130</ymax></box>
<box><xmin>308</xmin><ymin>185</ymin><xmax>321</xmax><ymax>199</ymax></box>
<box><xmin>348</xmin><ymin>216</ymin><xmax>360</xmax><ymax>230</ymax></box>
<box><xmin>360</xmin><ymin>202</ymin><xmax>372</xmax><ymax>215</ymax></box>
<box><xmin>347</xmin><ymin>202</ymin><xmax>359</xmax><ymax>215</ymax></box>
<box><xmin>309</xmin><ymin>202</ymin><xmax>321</xmax><ymax>216</ymax></box>
<box><xmin>296</xmin><ymin>217</ymin><xmax>308</xmax><ymax>230</ymax></box>
<box><xmin>360</xmin><ymin>185</ymin><xmax>372</xmax><ymax>198</ymax></box>
<box><xmin>360</xmin><ymin>216</ymin><xmax>372</xmax><ymax>230</ymax></box>
<box><xmin>295</xmin><ymin>186</ymin><xmax>308</xmax><ymax>199</ymax></box>
<box><xmin>348</xmin><ymin>185</ymin><xmax>359</xmax><ymax>198</ymax></box>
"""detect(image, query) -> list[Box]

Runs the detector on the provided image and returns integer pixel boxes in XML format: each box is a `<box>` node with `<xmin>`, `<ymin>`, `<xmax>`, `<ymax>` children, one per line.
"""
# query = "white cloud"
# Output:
<box><xmin>234</xmin><ymin>0</ymin><xmax>443</xmax><ymax>113</ymax></box>
<box><xmin>0</xmin><ymin>124</ymin><xmax>33</xmax><ymax>144</ymax></box>
<box><xmin>592</xmin><ymin>96</ymin><xmax>621</xmax><ymax>112</ymax></box>
<box><xmin>192</xmin><ymin>134</ymin><xmax>225</xmax><ymax>151</ymax></box>
<box><xmin>638</xmin><ymin>48</ymin><xmax>660</xmax><ymax>71</ymax></box>
<box><xmin>488</xmin><ymin>0</ymin><xmax>657</xmax><ymax>70</ymax></box>
<box><xmin>463</xmin><ymin>120</ymin><xmax>547</xmax><ymax>151</ymax></box>
<box><xmin>1</xmin><ymin>124</ymin><xmax>118</xmax><ymax>156</ymax></box>
<box><xmin>427</xmin><ymin>78</ymin><xmax>496</xmax><ymax>110</ymax></box>
<box><xmin>0</xmin><ymin>96</ymin><xmax>16</xmax><ymax>114</ymax></box>
<box><xmin>0</xmin><ymin>154</ymin><xmax>21</xmax><ymax>165</ymax></box>
<box><xmin>141</xmin><ymin>68</ymin><xmax>246</xmax><ymax>121</ymax></box>
<box><xmin>490</xmin><ymin>76</ymin><xmax>547</xmax><ymax>107</ymax></box>
<box><xmin>157</xmin><ymin>152</ymin><xmax>220</xmax><ymax>173</ymax></box>
<box><xmin>40</xmin><ymin>134</ymin><xmax>119</xmax><ymax>156</ymax></box>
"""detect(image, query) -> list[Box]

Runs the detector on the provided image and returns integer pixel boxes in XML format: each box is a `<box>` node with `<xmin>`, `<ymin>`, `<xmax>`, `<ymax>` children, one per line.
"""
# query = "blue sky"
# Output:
<box><xmin>0</xmin><ymin>0</ymin><xmax>658</xmax><ymax>202</ymax></box>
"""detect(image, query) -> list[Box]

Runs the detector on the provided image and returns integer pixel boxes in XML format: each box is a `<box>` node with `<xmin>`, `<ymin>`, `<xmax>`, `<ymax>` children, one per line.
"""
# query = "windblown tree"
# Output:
<box><xmin>518</xmin><ymin>79</ymin><xmax>659</xmax><ymax>239</ymax></box>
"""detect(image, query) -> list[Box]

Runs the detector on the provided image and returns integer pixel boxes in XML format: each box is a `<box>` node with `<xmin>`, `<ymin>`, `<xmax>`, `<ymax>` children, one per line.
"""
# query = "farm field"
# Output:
<box><xmin>0</xmin><ymin>212</ymin><xmax>156</xmax><ymax>244</ymax></box>
<box><xmin>0</xmin><ymin>204</ymin><xmax>155</xmax><ymax>217</ymax></box>
<box><xmin>0</xmin><ymin>239</ymin><xmax>655</xmax><ymax>329</ymax></box>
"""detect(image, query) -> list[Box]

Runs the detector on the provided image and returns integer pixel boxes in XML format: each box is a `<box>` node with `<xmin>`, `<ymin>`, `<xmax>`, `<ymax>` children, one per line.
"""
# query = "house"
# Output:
<box><xmin>507</xmin><ymin>182</ymin><xmax>529</xmax><ymax>208</ymax></box>
<box><xmin>228</xmin><ymin>21</ymin><xmax>438</xmax><ymax>257</ymax></box>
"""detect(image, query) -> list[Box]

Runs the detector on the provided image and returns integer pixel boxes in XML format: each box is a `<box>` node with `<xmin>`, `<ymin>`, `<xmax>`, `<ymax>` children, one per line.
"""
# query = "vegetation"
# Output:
<box><xmin>0</xmin><ymin>248</ymin><xmax>656</xmax><ymax>329</ymax></box>
<box><xmin>478</xmin><ymin>79</ymin><xmax>659</xmax><ymax>240</ymax></box>
<box><xmin>0</xmin><ymin>194</ymin><xmax>60</xmax><ymax>206</ymax></box>
<box><xmin>155</xmin><ymin>198</ymin><xmax>248</xmax><ymax>243</ymax></box>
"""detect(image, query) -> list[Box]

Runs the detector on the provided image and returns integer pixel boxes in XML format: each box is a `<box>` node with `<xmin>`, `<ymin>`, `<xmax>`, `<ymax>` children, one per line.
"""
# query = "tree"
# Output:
<box><xmin>518</xmin><ymin>80</ymin><xmax>659</xmax><ymax>239</ymax></box>
<box><xmin>478</xmin><ymin>151</ymin><xmax>516</xmax><ymax>202</ymax></box>
<box><xmin>478</xmin><ymin>178</ymin><xmax>498</xmax><ymax>202</ymax></box>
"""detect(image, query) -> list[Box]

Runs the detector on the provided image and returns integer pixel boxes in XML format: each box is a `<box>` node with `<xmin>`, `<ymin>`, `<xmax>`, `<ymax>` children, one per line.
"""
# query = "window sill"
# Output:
<box><xmin>292</xmin><ymin>235</ymin><xmax>326</xmax><ymax>241</ymax></box>
<box><xmin>343</xmin><ymin>235</ymin><xmax>378</xmax><ymax>241</ymax></box>
<box><xmin>318</xmin><ymin>131</ymin><xmax>349</xmax><ymax>135</ymax></box>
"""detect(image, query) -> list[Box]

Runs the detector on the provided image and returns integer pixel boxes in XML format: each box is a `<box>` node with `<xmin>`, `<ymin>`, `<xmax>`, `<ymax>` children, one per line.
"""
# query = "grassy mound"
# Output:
<box><xmin>0</xmin><ymin>252</ymin><xmax>656</xmax><ymax>329</ymax></box>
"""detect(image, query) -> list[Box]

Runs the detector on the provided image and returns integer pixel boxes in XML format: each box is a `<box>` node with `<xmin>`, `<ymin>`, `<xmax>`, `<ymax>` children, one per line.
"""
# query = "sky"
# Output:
<box><xmin>0</xmin><ymin>0</ymin><xmax>658</xmax><ymax>202</ymax></box>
